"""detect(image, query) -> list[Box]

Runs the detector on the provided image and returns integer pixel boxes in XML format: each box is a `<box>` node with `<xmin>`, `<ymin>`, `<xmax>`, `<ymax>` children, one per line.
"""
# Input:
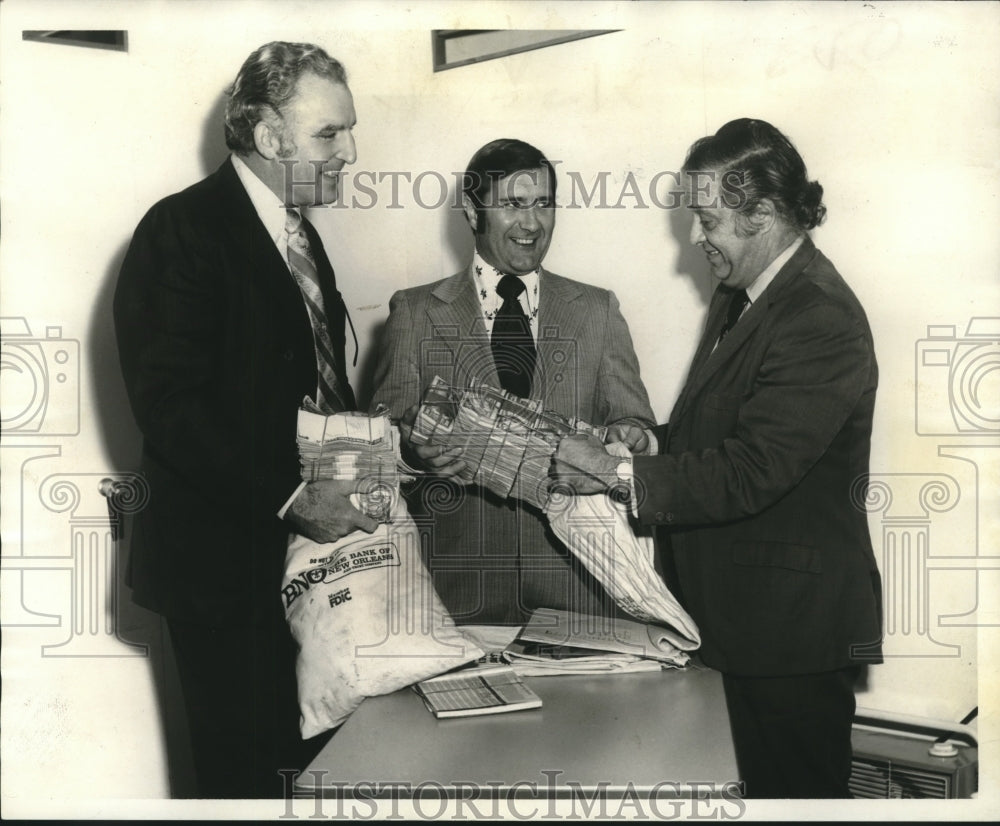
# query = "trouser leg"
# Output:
<box><xmin>722</xmin><ymin>668</ymin><xmax>858</xmax><ymax>799</ymax></box>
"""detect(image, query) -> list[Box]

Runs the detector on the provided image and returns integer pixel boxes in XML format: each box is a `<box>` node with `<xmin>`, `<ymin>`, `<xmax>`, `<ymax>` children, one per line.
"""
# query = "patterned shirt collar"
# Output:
<box><xmin>471</xmin><ymin>250</ymin><xmax>540</xmax><ymax>328</ymax></box>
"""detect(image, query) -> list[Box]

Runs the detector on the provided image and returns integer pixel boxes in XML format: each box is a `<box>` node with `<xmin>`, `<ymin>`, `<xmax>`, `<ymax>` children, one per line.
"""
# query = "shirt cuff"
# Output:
<box><xmin>277</xmin><ymin>481</ymin><xmax>307</xmax><ymax>520</ymax></box>
<box><xmin>607</xmin><ymin>447</ymin><xmax>641</xmax><ymax>519</ymax></box>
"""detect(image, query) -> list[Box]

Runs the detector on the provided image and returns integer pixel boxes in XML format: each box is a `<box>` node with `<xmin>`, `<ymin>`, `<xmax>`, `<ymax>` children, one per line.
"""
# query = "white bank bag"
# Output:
<box><xmin>282</xmin><ymin>497</ymin><xmax>483</xmax><ymax>738</ymax></box>
<box><xmin>544</xmin><ymin>485</ymin><xmax>701</xmax><ymax>658</ymax></box>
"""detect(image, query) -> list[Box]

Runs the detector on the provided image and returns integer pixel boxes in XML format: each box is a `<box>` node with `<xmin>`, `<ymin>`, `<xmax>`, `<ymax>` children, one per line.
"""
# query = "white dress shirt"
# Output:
<box><xmin>230</xmin><ymin>155</ymin><xmax>314</xmax><ymax>518</ymax></box>
<box><xmin>746</xmin><ymin>234</ymin><xmax>804</xmax><ymax>305</ymax></box>
<box><xmin>231</xmin><ymin>153</ymin><xmax>292</xmax><ymax>259</ymax></box>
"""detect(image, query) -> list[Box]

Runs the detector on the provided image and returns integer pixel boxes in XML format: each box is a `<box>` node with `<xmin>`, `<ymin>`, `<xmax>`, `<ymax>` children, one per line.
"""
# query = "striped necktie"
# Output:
<box><xmin>284</xmin><ymin>208</ymin><xmax>348</xmax><ymax>413</ymax></box>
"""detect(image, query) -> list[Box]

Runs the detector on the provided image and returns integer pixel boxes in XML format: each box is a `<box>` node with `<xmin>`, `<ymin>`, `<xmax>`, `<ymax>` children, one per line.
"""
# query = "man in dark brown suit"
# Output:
<box><xmin>554</xmin><ymin>119</ymin><xmax>883</xmax><ymax>798</ymax></box>
<box><xmin>114</xmin><ymin>42</ymin><xmax>374</xmax><ymax>798</ymax></box>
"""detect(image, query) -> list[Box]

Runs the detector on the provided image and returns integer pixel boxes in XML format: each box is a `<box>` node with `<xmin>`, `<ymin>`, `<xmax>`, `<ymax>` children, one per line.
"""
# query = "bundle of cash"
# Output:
<box><xmin>409</xmin><ymin>377</ymin><xmax>607</xmax><ymax>509</ymax></box>
<box><xmin>296</xmin><ymin>407</ymin><xmax>403</xmax><ymax>523</ymax></box>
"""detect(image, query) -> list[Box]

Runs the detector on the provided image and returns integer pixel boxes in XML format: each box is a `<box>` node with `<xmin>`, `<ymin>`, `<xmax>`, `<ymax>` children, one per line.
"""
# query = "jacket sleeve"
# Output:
<box><xmin>113</xmin><ymin>202</ymin><xmax>301</xmax><ymax>514</ymax></box>
<box><xmin>593</xmin><ymin>290</ymin><xmax>657</xmax><ymax>430</ymax></box>
<box><xmin>633</xmin><ymin>298</ymin><xmax>874</xmax><ymax>526</ymax></box>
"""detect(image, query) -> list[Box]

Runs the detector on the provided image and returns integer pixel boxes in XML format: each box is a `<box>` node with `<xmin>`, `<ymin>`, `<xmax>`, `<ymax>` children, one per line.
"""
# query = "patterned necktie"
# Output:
<box><xmin>491</xmin><ymin>274</ymin><xmax>536</xmax><ymax>398</ymax></box>
<box><xmin>718</xmin><ymin>289</ymin><xmax>750</xmax><ymax>344</ymax></box>
<box><xmin>285</xmin><ymin>209</ymin><xmax>348</xmax><ymax>413</ymax></box>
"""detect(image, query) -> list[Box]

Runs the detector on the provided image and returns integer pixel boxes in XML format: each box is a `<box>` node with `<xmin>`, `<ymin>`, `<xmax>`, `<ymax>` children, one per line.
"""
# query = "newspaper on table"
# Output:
<box><xmin>515</xmin><ymin>607</ymin><xmax>693</xmax><ymax>669</ymax></box>
<box><xmin>501</xmin><ymin>638</ymin><xmax>664</xmax><ymax>677</ymax></box>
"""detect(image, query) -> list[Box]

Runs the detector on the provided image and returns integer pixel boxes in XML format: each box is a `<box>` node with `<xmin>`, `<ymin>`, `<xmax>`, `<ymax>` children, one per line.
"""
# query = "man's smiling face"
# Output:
<box><xmin>470</xmin><ymin>167</ymin><xmax>555</xmax><ymax>275</ymax></box>
<box><xmin>270</xmin><ymin>72</ymin><xmax>357</xmax><ymax>206</ymax></box>
<box><xmin>686</xmin><ymin>173</ymin><xmax>773</xmax><ymax>291</ymax></box>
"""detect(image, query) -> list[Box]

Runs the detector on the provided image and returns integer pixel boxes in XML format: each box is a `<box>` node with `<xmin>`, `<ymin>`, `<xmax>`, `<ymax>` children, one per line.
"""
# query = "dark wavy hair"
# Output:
<box><xmin>682</xmin><ymin>118</ymin><xmax>826</xmax><ymax>231</ymax></box>
<box><xmin>224</xmin><ymin>41</ymin><xmax>348</xmax><ymax>154</ymax></box>
<box><xmin>462</xmin><ymin>138</ymin><xmax>557</xmax><ymax>214</ymax></box>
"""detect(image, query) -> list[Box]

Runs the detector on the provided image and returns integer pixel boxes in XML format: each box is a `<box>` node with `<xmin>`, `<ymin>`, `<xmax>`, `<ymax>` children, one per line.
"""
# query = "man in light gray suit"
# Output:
<box><xmin>370</xmin><ymin>138</ymin><xmax>656</xmax><ymax>625</ymax></box>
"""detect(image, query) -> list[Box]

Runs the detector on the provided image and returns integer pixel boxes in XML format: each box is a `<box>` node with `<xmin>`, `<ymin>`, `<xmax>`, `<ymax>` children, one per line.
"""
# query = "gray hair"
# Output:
<box><xmin>224</xmin><ymin>41</ymin><xmax>347</xmax><ymax>154</ymax></box>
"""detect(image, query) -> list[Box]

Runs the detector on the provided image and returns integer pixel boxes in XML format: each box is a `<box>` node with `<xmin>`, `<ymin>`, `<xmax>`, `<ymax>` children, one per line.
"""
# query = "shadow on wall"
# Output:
<box><xmin>82</xmin><ymin>88</ymin><xmax>232</xmax><ymax>798</ymax></box>
<box><xmin>90</xmin><ymin>242</ymin><xmax>140</xmax><ymax>471</ymax></box>
<box><xmin>91</xmin><ymin>89</ymin><xmax>228</xmax><ymax>474</ymax></box>
<box><xmin>88</xmin><ymin>240</ymin><xmax>198</xmax><ymax>798</ymax></box>
<box><xmin>667</xmin><ymin>198</ymin><xmax>715</xmax><ymax>309</ymax></box>
<box><xmin>351</xmin><ymin>318</ymin><xmax>385</xmax><ymax>412</ymax></box>
<box><xmin>355</xmin><ymin>189</ymin><xmax>472</xmax><ymax>409</ymax></box>
<box><xmin>444</xmin><ymin>187</ymin><xmax>474</xmax><ymax>272</ymax></box>
<box><xmin>91</xmin><ymin>88</ymin><xmax>229</xmax><ymax>469</ymax></box>
<box><xmin>200</xmin><ymin>90</ymin><xmax>231</xmax><ymax>177</ymax></box>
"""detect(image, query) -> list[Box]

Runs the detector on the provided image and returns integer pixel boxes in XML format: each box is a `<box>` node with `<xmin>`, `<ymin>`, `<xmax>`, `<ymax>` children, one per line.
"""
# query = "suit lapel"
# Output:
<box><xmin>667</xmin><ymin>289</ymin><xmax>727</xmax><ymax>424</ymax></box>
<box><xmin>671</xmin><ymin>238</ymin><xmax>819</xmax><ymax>423</ymax></box>
<box><xmin>214</xmin><ymin>160</ymin><xmax>306</xmax><ymax>322</ymax></box>
<box><xmin>213</xmin><ymin>160</ymin><xmax>344</xmax><ymax>399</ymax></box>
<box><xmin>426</xmin><ymin>269</ymin><xmax>499</xmax><ymax>386</ymax></box>
<box><xmin>687</xmin><ymin>290</ymin><xmax>768</xmax><ymax>392</ymax></box>
<box><xmin>690</xmin><ymin>289</ymin><xmax>730</xmax><ymax>376</ymax></box>
<box><xmin>536</xmin><ymin>270</ymin><xmax>583</xmax><ymax>400</ymax></box>
<box><xmin>425</xmin><ymin>267</ymin><xmax>586</xmax><ymax>399</ymax></box>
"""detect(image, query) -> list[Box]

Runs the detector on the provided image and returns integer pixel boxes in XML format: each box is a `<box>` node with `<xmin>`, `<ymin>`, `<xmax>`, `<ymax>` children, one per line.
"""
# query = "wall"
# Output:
<box><xmin>2</xmin><ymin>0</ymin><xmax>997</xmax><ymax>814</ymax></box>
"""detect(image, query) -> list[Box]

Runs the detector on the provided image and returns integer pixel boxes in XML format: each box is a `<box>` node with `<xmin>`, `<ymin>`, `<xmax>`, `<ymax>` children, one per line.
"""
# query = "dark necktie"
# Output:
<box><xmin>285</xmin><ymin>209</ymin><xmax>349</xmax><ymax>413</ymax></box>
<box><xmin>491</xmin><ymin>274</ymin><xmax>536</xmax><ymax>398</ymax></box>
<box><xmin>718</xmin><ymin>289</ymin><xmax>750</xmax><ymax>344</ymax></box>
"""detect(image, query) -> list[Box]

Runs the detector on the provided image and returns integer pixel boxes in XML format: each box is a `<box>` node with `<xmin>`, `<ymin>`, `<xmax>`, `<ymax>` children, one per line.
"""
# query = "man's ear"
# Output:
<box><xmin>749</xmin><ymin>198</ymin><xmax>777</xmax><ymax>234</ymax></box>
<box><xmin>253</xmin><ymin>116</ymin><xmax>282</xmax><ymax>161</ymax></box>
<box><xmin>462</xmin><ymin>194</ymin><xmax>478</xmax><ymax>232</ymax></box>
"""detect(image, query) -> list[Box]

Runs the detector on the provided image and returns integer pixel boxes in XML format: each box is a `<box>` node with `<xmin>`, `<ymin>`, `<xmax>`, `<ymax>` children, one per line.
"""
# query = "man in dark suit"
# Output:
<box><xmin>114</xmin><ymin>42</ymin><xmax>376</xmax><ymax>798</ymax></box>
<box><xmin>553</xmin><ymin>119</ymin><xmax>883</xmax><ymax>798</ymax></box>
<box><xmin>371</xmin><ymin>139</ymin><xmax>656</xmax><ymax>625</ymax></box>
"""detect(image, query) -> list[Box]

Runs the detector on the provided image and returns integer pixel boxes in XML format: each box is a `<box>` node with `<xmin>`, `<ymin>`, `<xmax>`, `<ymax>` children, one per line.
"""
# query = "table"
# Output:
<box><xmin>296</xmin><ymin>665</ymin><xmax>738</xmax><ymax>799</ymax></box>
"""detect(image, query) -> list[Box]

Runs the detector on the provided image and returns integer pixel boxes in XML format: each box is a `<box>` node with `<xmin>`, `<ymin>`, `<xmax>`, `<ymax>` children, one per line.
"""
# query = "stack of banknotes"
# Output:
<box><xmin>296</xmin><ymin>406</ymin><xmax>404</xmax><ymax>523</ymax></box>
<box><xmin>409</xmin><ymin>376</ymin><xmax>607</xmax><ymax>510</ymax></box>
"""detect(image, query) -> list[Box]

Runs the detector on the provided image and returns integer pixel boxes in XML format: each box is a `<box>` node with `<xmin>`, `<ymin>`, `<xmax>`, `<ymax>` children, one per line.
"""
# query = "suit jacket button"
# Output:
<box><xmin>283</xmin><ymin>349</ymin><xmax>294</xmax><ymax>361</ymax></box>
<box><xmin>655</xmin><ymin>511</ymin><xmax>665</xmax><ymax>522</ymax></box>
<box><xmin>665</xmin><ymin>513</ymin><xmax>675</xmax><ymax>524</ymax></box>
